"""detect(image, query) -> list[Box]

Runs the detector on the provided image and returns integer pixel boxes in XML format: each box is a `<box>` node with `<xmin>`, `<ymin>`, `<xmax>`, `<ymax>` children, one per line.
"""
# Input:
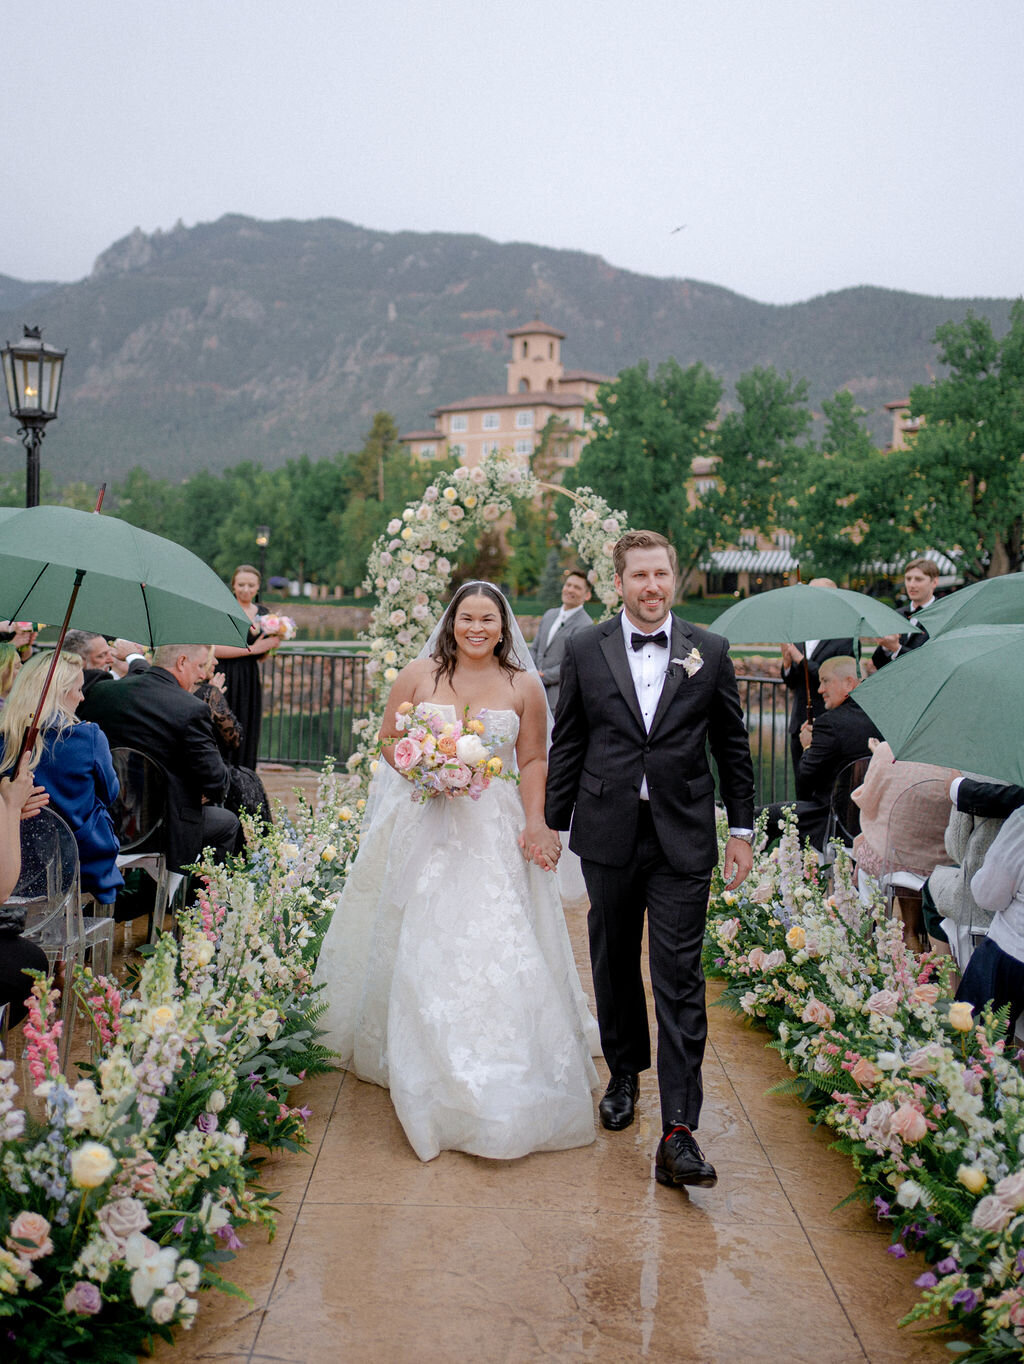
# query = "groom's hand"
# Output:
<box><xmin>722</xmin><ymin>836</ymin><xmax>753</xmax><ymax>891</ymax></box>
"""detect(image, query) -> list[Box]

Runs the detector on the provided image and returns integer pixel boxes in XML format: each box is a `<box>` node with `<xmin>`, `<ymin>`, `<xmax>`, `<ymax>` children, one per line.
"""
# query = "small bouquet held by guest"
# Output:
<box><xmin>260</xmin><ymin>613</ymin><xmax>297</xmax><ymax>641</ymax></box>
<box><xmin>387</xmin><ymin>702</ymin><xmax>506</xmax><ymax>803</ymax></box>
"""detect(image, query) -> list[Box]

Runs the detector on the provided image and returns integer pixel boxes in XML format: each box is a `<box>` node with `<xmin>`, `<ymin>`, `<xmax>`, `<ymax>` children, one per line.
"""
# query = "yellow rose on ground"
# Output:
<box><xmin>464</xmin><ymin>495</ymin><xmax>477</xmax><ymax>508</ymax></box>
<box><xmin>786</xmin><ymin>925</ymin><xmax>806</xmax><ymax>951</ymax></box>
<box><xmin>339</xmin><ymin>807</ymin><xmax>353</xmax><ymax>822</ymax></box>
<box><xmin>321</xmin><ymin>845</ymin><xmax>338</xmax><ymax>862</ymax></box>
<box><xmin>400</xmin><ymin>528</ymin><xmax>413</xmax><ymax>541</ymax></box>
<box><xmin>439</xmin><ymin>519</ymin><xmax>450</xmax><ymax>531</ymax></box>
<box><xmin>70</xmin><ymin>1142</ymin><xmax>117</xmax><ymax>1189</ymax></box>
<box><xmin>948</xmin><ymin>1001</ymin><xmax>974</xmax><ymax>1032</ymax></box>
<box><xmin>957</xmin><ymin>1165</ymin><xmax>988</xmax><ymax>1194</ymax></box>
<box><xmin>443</xmin><ymin>487</ymin><xmax>457</xmax><ymax>501</ymax></box>
<box><xmin>192</xmin><ymin>938</ymin><xmax>214</xmax><ymax>968</ymax></box>
<box><xmin>144</xmin><ymin>1005</ymin><xmax>177</xmax><ymax>1035</ymax></box>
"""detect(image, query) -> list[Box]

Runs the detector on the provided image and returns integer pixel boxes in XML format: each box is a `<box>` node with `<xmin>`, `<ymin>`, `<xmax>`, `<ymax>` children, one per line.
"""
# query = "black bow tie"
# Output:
<box><xmin>631</xmin><ymin>630</ymin><xmax>668</xmax><ymax>651</ymax></box>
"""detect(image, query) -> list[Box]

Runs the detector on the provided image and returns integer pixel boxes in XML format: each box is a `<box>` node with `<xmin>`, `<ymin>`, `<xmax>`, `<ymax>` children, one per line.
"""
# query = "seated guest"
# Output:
<box><xmin>851</xmin><ymin>738</ymin><xmax>955</xmax><ymax>879</ymax></box>
<box><xmin>955</xmin><ymin>804</ymin><xmax>1024</xmax><ymax>1037</ymax></box>
<box><xmin>0</xmin><ymin>756</ymin><xmax>50</xmax><ymax>1028</ymax></box>
<box><xmin>779</xmin><ymin>577</ymin><xmax>854</xmax><ymax>779</ymax></box>
<box><xmin>921</xmin><ymin>775</ymin><xmax>1024</xmax><ymax>954</ymax></box>
<box><xmin>78</xmin><ymin>643</ymin><xmax>239</xmax><ymax>872</ymax></box>
<box><xmin>63</xmin><ymin>631</ymin><xmax>148</xmax><ymax>695</ymax></box>
<box><xmin>194</xmin><ymin>648</ymin><xmax>272</xmax><ymax>830</ymax></box>
<box><xmin>0</xmin><ymin>642</ymin><xmax>21</xmax><ymax>711</ymax></box>
<box><xmin>762</xmin><ymin>656</ymin><xmax>882</xmax><ymax>850</ymax></box>
<box><xmin>0</xmin><ymin>651</ymin><xmax>124</xmax><ymax>907</ymax></box>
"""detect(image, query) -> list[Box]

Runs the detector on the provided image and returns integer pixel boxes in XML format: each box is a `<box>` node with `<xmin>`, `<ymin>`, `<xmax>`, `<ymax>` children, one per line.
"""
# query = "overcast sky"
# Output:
<box><xmin>3</xmin><ymin>1</ymin><xmax>1021</xmax><ymax>305</ymax></box>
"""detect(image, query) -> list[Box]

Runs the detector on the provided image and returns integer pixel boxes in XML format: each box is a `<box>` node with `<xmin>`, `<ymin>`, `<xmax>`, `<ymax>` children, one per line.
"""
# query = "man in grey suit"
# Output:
<box><xmin>529</xmin><ymin>568</ymin><xmax>592</xmax><ymax>712</ymax></box>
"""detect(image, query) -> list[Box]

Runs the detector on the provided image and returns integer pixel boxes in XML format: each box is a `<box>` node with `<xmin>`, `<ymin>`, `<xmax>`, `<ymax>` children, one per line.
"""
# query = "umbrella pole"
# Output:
<box><xmin>7</xmin><ymin>568</ymin><xmax>86</xmax><ymax>779</ymax></box>
<box><xmin>802</xmin><ymin>657</ymin><xmax>812</xmax><ymax>718</ymax></box>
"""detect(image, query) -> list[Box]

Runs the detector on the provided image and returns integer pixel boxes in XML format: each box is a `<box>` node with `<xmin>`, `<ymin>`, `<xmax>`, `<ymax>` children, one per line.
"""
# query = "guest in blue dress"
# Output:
<box><xmin>0</xmin><ymin>650</ymin><xmax>123</xmax><ymax>905</ymax></box>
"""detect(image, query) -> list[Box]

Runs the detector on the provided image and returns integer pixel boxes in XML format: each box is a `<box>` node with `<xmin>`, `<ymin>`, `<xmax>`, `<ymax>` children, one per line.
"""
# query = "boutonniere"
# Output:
<box><xmin>670</xmin><ymin>647</ymin><xmax>704</xmax><ymax>678</ymax></box>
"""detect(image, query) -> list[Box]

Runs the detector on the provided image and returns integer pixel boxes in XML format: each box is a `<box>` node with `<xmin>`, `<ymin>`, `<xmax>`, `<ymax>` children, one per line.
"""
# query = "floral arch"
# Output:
<box><xmin>344</xmin><ymin>453</ymin><xmax>629</xmax><ymax>784</ymax></box>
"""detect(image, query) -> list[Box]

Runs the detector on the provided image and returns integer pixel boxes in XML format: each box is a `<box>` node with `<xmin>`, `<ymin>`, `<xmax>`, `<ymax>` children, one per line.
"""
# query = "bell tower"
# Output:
<box><xmin>505</xmin><ymin>320</ymin><xmax>566</xmax><ymax>394</ymax></box>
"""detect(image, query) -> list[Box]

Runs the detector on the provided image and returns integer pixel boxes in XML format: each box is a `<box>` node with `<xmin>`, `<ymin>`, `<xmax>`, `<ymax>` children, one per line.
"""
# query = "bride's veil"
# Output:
<box><xmin>358</xmin><ymin>581</ymin><xmax>549</xmax><ymax>833</ymax></box>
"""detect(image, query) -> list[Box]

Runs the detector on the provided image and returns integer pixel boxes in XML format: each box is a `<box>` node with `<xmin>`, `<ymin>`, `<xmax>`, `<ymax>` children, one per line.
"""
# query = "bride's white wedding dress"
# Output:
<box><xmin>314</xmin><ymin>705</ymin><xmax>599</xmax><ymax>1161</ymax></box>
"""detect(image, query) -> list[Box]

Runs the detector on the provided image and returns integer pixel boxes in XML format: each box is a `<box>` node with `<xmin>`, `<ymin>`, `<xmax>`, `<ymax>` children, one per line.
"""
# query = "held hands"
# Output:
<box><xmin>722</xmin><ymin>836</ymin><xmax>753</xmax><ymax>892</ymax></box>
<box><xmin>518</xmin><ymin>823</ymin><xmax>562</xmax><ymax>872</ymax></box>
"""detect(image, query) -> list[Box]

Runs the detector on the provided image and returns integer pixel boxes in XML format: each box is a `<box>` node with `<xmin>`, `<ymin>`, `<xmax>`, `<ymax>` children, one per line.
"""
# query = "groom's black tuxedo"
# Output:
<box><xmin>545</xmin><ymin>614</ymin><xmax>754</xmax><ymax>870</ymax></box>
<box><xmin>545</xmin><ymin>612</ymin><xmax>754</xmax><ymax>1131</ymax></box>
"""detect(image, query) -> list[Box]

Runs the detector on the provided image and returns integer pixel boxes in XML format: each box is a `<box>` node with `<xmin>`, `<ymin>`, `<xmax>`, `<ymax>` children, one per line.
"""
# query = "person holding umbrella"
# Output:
<box><xmin>779</xmin><ymin>578</ymin><xmax>853</xmax><ymax>778</ymax></box>
<box><xmin>871</xmin><ymin>558</ymin><xmax>941</xmax><ymax>669</ymax></box>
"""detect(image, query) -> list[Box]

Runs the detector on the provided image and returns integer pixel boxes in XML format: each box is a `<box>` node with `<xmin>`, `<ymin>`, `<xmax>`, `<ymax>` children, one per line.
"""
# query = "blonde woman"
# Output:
<box><xmin>0</xmin><ymin>642</ymin><xmax>21</xmax><ymax>710</ymax></box>
<box><xmin>0</xmin><ymin>651</ymin><xmax>122</xmax><ymax>905</ymax></box>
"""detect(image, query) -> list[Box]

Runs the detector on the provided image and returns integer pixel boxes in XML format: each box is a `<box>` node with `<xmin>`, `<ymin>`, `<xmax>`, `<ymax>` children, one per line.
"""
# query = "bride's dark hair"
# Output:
<box><xmin>432</xmin><ymin>581</ymin><xmax>523</xmax><ymax>687</ymax></box>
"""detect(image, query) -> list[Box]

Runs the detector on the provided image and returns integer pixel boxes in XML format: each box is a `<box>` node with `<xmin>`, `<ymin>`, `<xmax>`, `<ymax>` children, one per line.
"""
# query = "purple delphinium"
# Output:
<box><xmin>952</xmin><ymin>1288</ymin><xmax>979</xmax><ymax>1313</ymax></box>
<box><xmin>915</xmin><ymin>1272</ymin><xmax>937</xmax><ymax>1288</ymax></box>
<box><xmin>936</xmin><ymin>1257</ymin><xmax>957</xmax><ymax>1276</ymax></box>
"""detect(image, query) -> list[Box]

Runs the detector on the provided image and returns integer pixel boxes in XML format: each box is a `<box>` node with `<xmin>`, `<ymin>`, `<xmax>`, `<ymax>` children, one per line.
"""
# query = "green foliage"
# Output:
<box><xmin>572</xmin><ymin>357</ymin><xmax>722</xmax><ymax>569</ymax></box>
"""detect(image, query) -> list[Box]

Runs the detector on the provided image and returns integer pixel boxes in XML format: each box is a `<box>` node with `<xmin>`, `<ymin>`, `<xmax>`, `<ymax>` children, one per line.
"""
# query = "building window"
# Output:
<box><xmin>419</xmin><ymin>444</ymin><xmax>436</xmax><ymax>459</ymax></box>
<box><xmin>515</xmin><ymin>410</ymin><xmax>534</xmax><ymax>428</ymax></box>
<box><xmin>450</xmin><ymin>414</ymin><xmax>468</xmax><ymax>433</ymax></box>
<box><xmin>449</xmin><ymin>443</ymin><xmax>466</xmax><ymax>459</ymax></box>
<box><xmin>518</xmin><ymin>377</ymin><xmax>529</xmax><ymax>392</ymax></box>
<box><xmin>514</xmin><ymin>439</ymin><xmax>533</xmax><ymax>456</ymax></box>
<box><xmin>482</xmin><ymin>441</ymin><xmax>501</xmax><ymax>456</ymax></box>
<box><xmin>482</xmin><ymin>413</ymin><xmax>500</xmax><ymax>430</ymax></box>
<box><xmin>522</xmin><ymin>340</ymin><xmax>528</xmax><ymax>357</ymax></box>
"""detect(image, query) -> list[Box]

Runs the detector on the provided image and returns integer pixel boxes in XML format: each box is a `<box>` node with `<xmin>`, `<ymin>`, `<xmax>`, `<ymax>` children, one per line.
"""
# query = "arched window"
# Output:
<box><xmin>518</xmin><ymin>378</ymin><xmax>530</xmax><ymax>392</ymax></box>
<box><xmin>546</xmin><ymin>378</ymin><xmax>555</xmax><ymax>391</ymax></box>
<box><xmin>522</xmin><ymin>340</ymin><xmax>528</xmax><ymax>357</ymax></box>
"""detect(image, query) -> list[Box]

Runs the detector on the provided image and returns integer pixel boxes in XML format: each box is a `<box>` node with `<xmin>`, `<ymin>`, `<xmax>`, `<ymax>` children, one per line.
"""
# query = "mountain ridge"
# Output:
<box><xmin>0</xmin><ymin>213</ymin><xmax>1015</xmax><ymax>485</ymax></box>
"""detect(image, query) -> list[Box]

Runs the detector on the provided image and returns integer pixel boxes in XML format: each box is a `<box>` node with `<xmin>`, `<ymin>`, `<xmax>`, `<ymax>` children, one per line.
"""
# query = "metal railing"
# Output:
<box><xmin>259</xmin><ymin>646</ymin><xmax>373</xmax><ymax>768</ymax></box>
<box><xmin>259</xmin><ymin>648</ymin><xmax>795</xmax><ymax>804</ymax></box>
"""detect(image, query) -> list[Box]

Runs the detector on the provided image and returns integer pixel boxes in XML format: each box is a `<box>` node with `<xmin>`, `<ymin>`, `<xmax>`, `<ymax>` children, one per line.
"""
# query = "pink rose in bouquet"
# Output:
<box><xmin>384</xmin><ymin>702</ymin><xmax>510</xmax><ymax>803</ymax></box>
<box><xmin>393</xmin><ymin>737</ymin><xmax>423</xmax><ymax>772</ymax></box>
<box><xmin>261</xmin><ymin>614</ymin><xmax>297</xmax><ymax>641</ymax></box>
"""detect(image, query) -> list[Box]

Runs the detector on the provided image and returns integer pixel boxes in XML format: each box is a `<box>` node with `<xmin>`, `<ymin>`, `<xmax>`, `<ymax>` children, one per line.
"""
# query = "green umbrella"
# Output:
<box><xmin>0</xmin><ymin>504</ymin><xmax>250</xmax><ymax>647</ymax></box>
<box><xmin>708</xmin><ymin>583</ymin><xmax>917</xmax><ymax>644</ymax></box>
<box><xmin>915</xmin><ymin>574</ymin><xmax>1024</xmax><ymax>640</ymax></box>
<box><xmin>853</xmin><ymin>624</ymin><xmax>1024</xmax><ymax>786</ymax></box>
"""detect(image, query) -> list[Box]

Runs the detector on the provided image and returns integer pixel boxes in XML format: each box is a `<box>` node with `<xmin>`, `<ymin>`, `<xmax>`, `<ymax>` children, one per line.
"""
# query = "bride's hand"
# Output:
<box><xmin>524</xmin><ymin>823</ymin><xmax>561</xmax><ymax>872</ymax></box>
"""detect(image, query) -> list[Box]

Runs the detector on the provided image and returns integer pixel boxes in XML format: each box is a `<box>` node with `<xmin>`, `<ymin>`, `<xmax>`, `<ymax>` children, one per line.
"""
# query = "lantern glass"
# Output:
<box><xmin>1</xmin><ymin>329</ymin><xmax>66</xmax><ymax>420</ymax></box>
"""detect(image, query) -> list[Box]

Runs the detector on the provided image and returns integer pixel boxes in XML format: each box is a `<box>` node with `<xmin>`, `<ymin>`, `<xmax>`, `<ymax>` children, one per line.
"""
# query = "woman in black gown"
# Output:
<box><xmin>213</xmin><ymin>564</ymin><xmax>281</xmax><ymax>770</ymax></box>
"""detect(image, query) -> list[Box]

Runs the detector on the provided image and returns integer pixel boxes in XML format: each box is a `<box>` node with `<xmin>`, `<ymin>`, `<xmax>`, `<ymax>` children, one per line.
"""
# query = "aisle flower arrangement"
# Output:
<box><xmin>704</xmin><ymin>817</ymin><xmax>1024</xmax><ymax>1361</ymax></box>
<box><xmin>0</xmin><ymin>768</ymin><xmax>357</xmax><ymax>1361</ymax></box>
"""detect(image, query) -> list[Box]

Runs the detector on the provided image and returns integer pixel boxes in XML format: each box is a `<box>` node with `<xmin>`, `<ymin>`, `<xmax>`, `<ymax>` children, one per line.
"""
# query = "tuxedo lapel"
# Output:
<box><xmin>599</xmin><ymin>616</ymin><xmax>646</xmax><ymax>734</ymax></box>
<box><xmin>648</xmin><ymin>617</ymin><xmax>696</xmax><ymax>739</ymax></box>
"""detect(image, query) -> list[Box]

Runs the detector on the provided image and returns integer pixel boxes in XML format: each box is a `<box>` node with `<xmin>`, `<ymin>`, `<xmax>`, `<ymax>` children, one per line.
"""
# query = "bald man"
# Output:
<box><xmin>779</xmin><ymin>578</ymin><xmax>854</xmax><ymax>778</ymax></box>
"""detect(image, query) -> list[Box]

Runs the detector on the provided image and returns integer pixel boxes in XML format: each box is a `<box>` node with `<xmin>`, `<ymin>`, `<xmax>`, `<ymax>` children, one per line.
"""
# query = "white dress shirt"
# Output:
<box><xmin>546</xmin><ymin>603</ymin><xmax>585</xmax><ymax>649</ymax></box>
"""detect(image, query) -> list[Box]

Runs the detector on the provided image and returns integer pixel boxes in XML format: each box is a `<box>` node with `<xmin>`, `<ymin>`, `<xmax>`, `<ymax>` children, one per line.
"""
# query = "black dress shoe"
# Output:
<box><xmin>655</xmin><ymin>1126</ymin><xmax>717</xmax><ymax>1188</ymax></box>
<box><xmin>599</xmin><ymin>1074</ymin><xmax>640</xmax><ymax>1130</ymax></box>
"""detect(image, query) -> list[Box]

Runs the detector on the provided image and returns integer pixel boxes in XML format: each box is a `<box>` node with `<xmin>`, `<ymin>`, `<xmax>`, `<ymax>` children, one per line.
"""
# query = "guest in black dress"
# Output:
<box><xmin>194</xmin><ymin>650</ymin><xmax>273</xmax><ymax>831</ymax></box>
<box><xmin>0</xmin><ymin>755</ymin><xmax>51</xmax><ymax>1028</ymax></box>
<box><xmin>213</xmin><ymin>564</ymin><xmax>281</xmax><ymax>770</ymax></box>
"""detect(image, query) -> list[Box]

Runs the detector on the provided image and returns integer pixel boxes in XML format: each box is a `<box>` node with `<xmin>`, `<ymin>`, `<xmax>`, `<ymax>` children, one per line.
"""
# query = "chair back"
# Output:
<box><xmin>110</xmin><ymin>748</ymin><xmax>168</xmax><ymax>852</ymax></box>
<box><xmin>826</xmin><ymin>756</ymin><xmax>871</xmax><ymax>848</ymax></box>
<box><xmin>4</xmin><ymin>806</ymin><xmax>81</xmax><ymax>943</ymax></box>
<box><xmin>881</xmin><ymin>778</ymin><xmax>951</xmax><ymax>885</ymax></box>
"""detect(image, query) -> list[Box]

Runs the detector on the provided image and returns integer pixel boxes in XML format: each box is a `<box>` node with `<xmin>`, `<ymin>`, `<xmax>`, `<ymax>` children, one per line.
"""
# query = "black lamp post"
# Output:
<box><xmin>1</xmin><ymin>325</ymin><xmax>66</xmax><ymax>507</ymax></box>
<box><xmin>255</xmin><ymin>524</ymin><xmax>270</xmax><ymax>590</ymax></box>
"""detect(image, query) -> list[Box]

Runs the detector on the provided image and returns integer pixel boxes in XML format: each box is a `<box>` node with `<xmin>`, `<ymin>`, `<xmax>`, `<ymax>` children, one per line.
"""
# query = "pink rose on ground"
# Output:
<box><xmin>762</xmin><ymin>949</ymin><xmax>786</xmax><ymax>970</ymax></box>
<box><xmin>482</xmin><ymin>503</ymin><xmax>502</xmax><ymax>521</ymax></box>
<box><xmin>413</xmin><ymin>555</ymin><xmax>432</xmax><ymax>571</ymax></box>
<box><xmin>747</xmin><ymin>946</ymin><xmax>767</xmax><ymax>969</ymax></box>
<box><xmin>907</xmin><ymin>1043</ymin><xmax>945</xmax><ymax>1077</ymax></box>
<box><xmin>440</xmin><ymin>763</ymin><xmax>472</xmax><ymax>790</ymax></box>
<box><xmin>469</xmin><ymin>466</ymin><xmax>486</xmax><ymax>484</ymax></box>
<box><xmin>973</xmin><ymin>1195</ymin><xmax>1014</xmax><ymax>1233</ymax></box>
<box><xmin>393</xmin><ymin>738</ymin><xmax>423</xmax><ymax>771</ymax></box>
<box><xmin>890</xmin><ymin>1103</ymin><xmax>928</xmax><ymax>1143</ymax></box>
<box><xmin>801</xmin><ymin>997</ymin><xmax>835</xmax><ymax>1027</ymax></box>
<box><xmin>850</xmin><ymin>1057</ymin><xmax>882</xmax><ymax>1089</ymax></box>
<box><xmin>995</xmin><ymin>1171</ymin><xmax>1024</xmax><ymax>1210</ymax></box>
<box><xmin>64</xmin><ymin>1281</ymin><xmax>102</xmax><ymax>1315</ymax></box>
<box><xmin>718</xmin><ymin>917</ymin><xmax>740</xmax><ymax>942</ymax></box>
<box><xmin>448</xmin><ymin>505</ymin><xmax>465</xmax><ymax>521</ymax></box>
<box><xmin>386</xmin><ymin>578</ymin><xmax>401</xmax><ymax>595</ymax></box>
<box><xmin>402</xmin><ymin>567</ymin><xmax>416</xmax><ymax>583</ymax></box>
<box><xmin>437</xmin><ymin>558</ymin><xmax>451</xmax><ymax>575</ymax></box>
<box><xmin>389</xmin><ymin>610</ymin><xmax>407</xmax><ymax>627</ymax></box>
<box><xmin>866</xmin><ymin>989</ymin><xmax>900</xmax><ymax>1017</ymax></box>
<box><xmin>863</xmin><ymin>1100</ymin><xmax>894</xmax><ymax>1140</ymax></box>
<box><xmin>98</xmin><ymin>1196</ymin><xmax>150</xmax><ymax>1252</ymax></box>
<box><xmin>380</xmin><ymin>552</ymin><xmax>393</xmax><ymax>567</ymax></box>
<box><xmin>7</xmin><ymin>1211</ymin><xmax>53</xmax><ymax>1261</ymax></box>
<box><xmin>387</xmin><ymin>519</ymin><xmax>402</xmax><ymax>535</ymax></box>
<box><xmin>911</xmin><ymin>983</ymin><xmax>940</xmax><ymax>1006</ymax></box>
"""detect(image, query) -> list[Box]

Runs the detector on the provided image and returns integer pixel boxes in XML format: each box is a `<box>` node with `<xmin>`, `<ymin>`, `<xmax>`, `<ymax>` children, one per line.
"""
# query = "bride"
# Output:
<box><xmin>314</xmin><ymin>581</ymin><xmax>598</xmax><ymax>1161</ymax></box>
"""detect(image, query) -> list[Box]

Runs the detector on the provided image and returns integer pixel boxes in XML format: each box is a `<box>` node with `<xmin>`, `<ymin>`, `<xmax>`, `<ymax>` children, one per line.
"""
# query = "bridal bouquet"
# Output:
<box><xmin>260</xmin><ymin>613</ymin><xmax>297</xmax><ymax>640</ymax></box>
<box><xmin>387</xmin><ymin>702</ymin><xmax>504</xmax><ymax>802</ymax></box>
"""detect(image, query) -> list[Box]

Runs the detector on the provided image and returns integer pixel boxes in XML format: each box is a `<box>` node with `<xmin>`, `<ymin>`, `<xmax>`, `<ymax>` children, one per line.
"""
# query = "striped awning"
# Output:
<box><xmin>701</xmin><ymin>549</ymin><xmax>799</xmax><ymax>574</ymax></box>
<box><xmin>863</xmin><ymin>548</ymin><xmax>960</xmax><ymax>576</ymax></box>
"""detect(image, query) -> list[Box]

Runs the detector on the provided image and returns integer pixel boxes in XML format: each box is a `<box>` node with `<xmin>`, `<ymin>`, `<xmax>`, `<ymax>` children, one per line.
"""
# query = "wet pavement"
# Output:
<box><xmin>150</xmin><ymin>768</ymin><xmax>946</xmax><ymax>1363</ymax></box>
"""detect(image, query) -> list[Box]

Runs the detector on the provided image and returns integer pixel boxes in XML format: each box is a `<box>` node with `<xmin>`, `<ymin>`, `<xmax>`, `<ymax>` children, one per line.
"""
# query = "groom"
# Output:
<box><xmin>545</xmin><ymin>530</ymin><xmax>754</xmax><ymax>1189</ymax></box>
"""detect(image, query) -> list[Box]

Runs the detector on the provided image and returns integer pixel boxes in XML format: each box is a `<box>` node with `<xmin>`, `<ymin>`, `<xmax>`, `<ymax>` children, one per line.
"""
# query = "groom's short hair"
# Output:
<box><xmin>612</xmin><ymin>530</ymin><xmax>678</xmax><ymax>580</ymax></box>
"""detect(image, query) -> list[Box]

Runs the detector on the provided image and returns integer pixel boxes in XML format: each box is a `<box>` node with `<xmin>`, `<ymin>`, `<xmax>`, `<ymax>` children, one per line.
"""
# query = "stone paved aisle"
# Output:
<box><xmin>151</xmin><ymin>771</ymin><xmax>948</xmax><ymax>1363</ymax></box>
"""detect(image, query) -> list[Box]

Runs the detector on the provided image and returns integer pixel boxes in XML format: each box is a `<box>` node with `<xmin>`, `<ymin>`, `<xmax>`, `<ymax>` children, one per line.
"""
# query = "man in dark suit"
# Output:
<box><xmin>529</xmin><ymin>569</ymin><xmax>592</xmax><ymax>713</ymax></box>
<box><xmin>545</xmin><ymin>530</ymin><xmax>754</xmax><ymax>1190</ymax></box>
<box><xmin>765</xmin><ymin>656</ymin><xmax>882</xmax><ymax>850</ymax></box>
<box><xmin>78</xmin><ymin>643</ymin><xmax>238</xmax><ymax>872</ymax></box>
<box><xmin>871</xmin><ymin>558</ymin><xmax>939</xmax><ymax>670</ymax></box>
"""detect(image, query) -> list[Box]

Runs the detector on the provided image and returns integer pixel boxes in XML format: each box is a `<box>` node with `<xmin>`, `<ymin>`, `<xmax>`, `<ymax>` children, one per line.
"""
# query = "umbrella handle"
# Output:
<box><xmin>7</xmin><ymin>568</ymin><xmax>86</xmax><ymax>780</ymax></box>
<box><xmin>94</xmin><ymin>484</ymin><xmax>106</xmax><ymax>513</ymax></box>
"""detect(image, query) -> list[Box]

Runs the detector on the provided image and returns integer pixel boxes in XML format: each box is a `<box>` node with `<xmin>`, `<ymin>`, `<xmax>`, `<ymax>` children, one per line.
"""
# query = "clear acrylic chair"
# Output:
<box><xmin>877</xmin><ymin>777</ymin><xmax>950</xmax><ymax>953</ymax></box>
<box><xmin>110</xmin><ymin>747</ymin><xmax>183</xmax><ymax>945</ymax></box>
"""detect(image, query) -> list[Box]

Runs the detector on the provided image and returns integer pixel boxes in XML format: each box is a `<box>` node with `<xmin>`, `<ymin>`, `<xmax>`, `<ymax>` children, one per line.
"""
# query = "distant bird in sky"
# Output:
<box><xmin>670</xmin><ymin>225</ymin><xmax>687</xmax><ymax>234</ymax></box>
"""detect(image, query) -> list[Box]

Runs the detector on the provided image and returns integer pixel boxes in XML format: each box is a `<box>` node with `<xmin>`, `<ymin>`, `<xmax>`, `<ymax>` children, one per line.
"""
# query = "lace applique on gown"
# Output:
<box><xmin>313</xmin><ymin>705</ymin><xmax>598</xmax><ymax>1161</ymax></box>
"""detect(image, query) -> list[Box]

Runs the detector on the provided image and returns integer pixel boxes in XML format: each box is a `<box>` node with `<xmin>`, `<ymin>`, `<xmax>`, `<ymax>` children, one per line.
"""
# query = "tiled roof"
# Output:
<box><xmin>506</xmin><ymin>320</ymin><xmax>566</xmax><ymax>339</ymax></box>
<box><xmin>398</xmin><ymin>429</ymin><xmax>442</xmax><ymax>441</ymax></box>
<box><xmin>559</xmin><ymin>369</ymin><xmax>613</xmax><ymax>384</ymax></box>
<box><xmin>432</xmin><ymin>392</ymin><xmax>585</xmax><ymax>415</ymax></box>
